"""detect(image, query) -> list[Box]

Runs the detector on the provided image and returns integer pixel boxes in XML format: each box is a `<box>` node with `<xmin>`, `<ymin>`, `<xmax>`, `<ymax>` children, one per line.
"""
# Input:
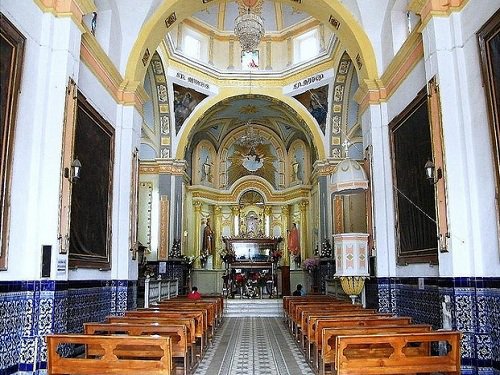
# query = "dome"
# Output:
<box><xmin>331</xmin><ymin>158</ymin><xmax>368</xmax><ymax>195</ymax></box>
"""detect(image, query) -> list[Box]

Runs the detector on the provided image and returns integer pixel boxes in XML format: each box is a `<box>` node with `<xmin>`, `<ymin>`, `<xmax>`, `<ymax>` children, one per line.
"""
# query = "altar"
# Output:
<box><xmin>222</xmin><ymin>236</ymin><xmax>282</xmax><ymax>298</ymax></box>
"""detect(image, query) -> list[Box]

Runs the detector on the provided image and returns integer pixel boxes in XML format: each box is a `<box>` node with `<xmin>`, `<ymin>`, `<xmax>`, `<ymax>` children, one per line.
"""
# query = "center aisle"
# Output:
<box><xmin>194</xmin><ymin>317</ymin><xmax>314</xmax><ymax>375</ymax></box>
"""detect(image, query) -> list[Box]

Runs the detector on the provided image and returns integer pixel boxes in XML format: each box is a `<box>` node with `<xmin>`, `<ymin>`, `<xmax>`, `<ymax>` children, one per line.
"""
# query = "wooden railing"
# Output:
<box><xmin>144</xmin><ymin>277</ymin><xmax>178</xmax><ymax>308</ymax></box>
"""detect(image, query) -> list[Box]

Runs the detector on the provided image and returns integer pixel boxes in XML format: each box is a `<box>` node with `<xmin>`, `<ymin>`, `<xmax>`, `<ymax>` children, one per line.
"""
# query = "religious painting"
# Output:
<box><xmin>478</xmin><ymin>10</ymin><xmax>500</xmax><ymax>238</ymax></box>
<box><xmin>226</xmin><ymin>139</ymin><xmax>278</xmax><ymax>188</ymax></box>
<box><xmin>0</xmin><ymin>14</ymin><xmax>25</xmax><ymax>270</ymax></box>
<box><xmin>390</xmin><ymin>89</ymin><xmax>438</xmax><ymax>265</ymax></box>
<box><xmin>293</xmin><ymin>85</ymin><xmax>328</xmax><ymax>133</ymax></box>
<box><xmin>69</xmin><ymin>95</ymin><xmax>114</xmax><ymax>269</ymax></box>
<box><xmin>173</xmin><ymin>83</ymin><xmax>207</xmax><ymax>134</ymax></box>
<box><xmin>241</xmin><ymin>50</ymin><xmax>259</xmax><ymax>70</ymax></box>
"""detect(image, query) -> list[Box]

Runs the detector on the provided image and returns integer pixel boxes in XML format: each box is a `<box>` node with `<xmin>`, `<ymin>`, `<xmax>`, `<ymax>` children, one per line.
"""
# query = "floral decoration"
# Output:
<box><xmin>270</xmin><ymin>249</ymin><xmax>282</xmax><ymax>262</ymax></box>
<box><xmin>302</xmin><ymin>257</ymin><xmax>319</xmax><ymax>271</ymax></box>
<box><xmin>220</xmin><ymin>248</ymin><xmax>236</xmax><ymax>264</ymax></box>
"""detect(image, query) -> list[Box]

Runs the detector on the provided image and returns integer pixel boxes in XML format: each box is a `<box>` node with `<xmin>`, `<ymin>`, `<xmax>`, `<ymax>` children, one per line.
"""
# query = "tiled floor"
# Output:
<box><xmin>193</xmin><ymin>317</ymin><xmax>315</xmax><ymax>375</ymax></box>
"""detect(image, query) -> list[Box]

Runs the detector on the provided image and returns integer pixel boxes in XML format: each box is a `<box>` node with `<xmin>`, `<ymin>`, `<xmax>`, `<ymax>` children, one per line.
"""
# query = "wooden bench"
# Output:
<box><xmin>312</xmin><ymin>316</ymin><xmax>413</xmax><ymax>370</ymax></box>
<box><xmin>335</xmin><ymin>331</ymin><xmax>461</xmax><ymax>375</ymax></box>
<box><xmin>84</xmin><ymin>322</ymin><xmax>191</xmax><ymax>375</ymax></box>
<box><xmin>124</xmin><ymin>311</ymin><xmax>208</xmax><ymax>355</ymax></box>
<box><xmin>47</xmin><ymin>334</ymin><xmax>172</xmax><ymax>375</ymax></box>
<box><xmin>319</xmin><ymin>324</ymin><xmax>433</xmax><ymax>375</ymax></box>
<box><xmin>107</xmin><ymin>315</ymin><xmax>198</xmax><ymax>361</ymax></box>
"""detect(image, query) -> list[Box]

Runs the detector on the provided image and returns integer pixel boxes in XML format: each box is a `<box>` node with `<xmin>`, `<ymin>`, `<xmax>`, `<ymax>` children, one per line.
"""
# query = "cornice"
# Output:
<box><xmin>355</xmin><ymin>30</ymin><xmax>424</xmax><ymax>114</ymax></box>
<box><xmin>408</xmin><ymin>0</ymin><xmax>469</xmax><ymax>30</ymax></box>
<box><xmin>81</xmin><ymin>32</ymin><xmax>147</xmax><ymax>113</ymax></box>
<box><xmin>188</xmin><ymin>179</ymin><xmax>311</xmax><ymax>205</ymax></box>
<box><xmin>139</xmin><ymin>159</ymin><xmax>188</xmax><ymax>176</ymax></box>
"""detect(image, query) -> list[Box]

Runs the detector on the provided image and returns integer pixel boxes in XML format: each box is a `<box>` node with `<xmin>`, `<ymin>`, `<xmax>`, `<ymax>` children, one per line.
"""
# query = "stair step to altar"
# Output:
<box><xmin>225</xmin><ymin>299</ymin><xmax>283</xmax><ymax>317</ymax></box>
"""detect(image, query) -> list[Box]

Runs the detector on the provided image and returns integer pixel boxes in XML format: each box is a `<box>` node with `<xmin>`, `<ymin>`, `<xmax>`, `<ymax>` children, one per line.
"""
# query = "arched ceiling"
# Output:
<box><xmin>187</xmin><ymin>94</ymin><xmax>316</xmax><ymax>154</ymax></box>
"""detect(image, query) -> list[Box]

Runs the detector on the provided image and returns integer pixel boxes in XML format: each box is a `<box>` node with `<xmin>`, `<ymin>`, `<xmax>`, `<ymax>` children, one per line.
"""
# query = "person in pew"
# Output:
<box><xmin>293</xmin><ymin>284</ymin><xmax>305</xmax><ymax>296</ymax></box>
<box><xmin>188</xmin><ymin>286</ymin><xmax>202</xmax><ymax>300</ymax></box>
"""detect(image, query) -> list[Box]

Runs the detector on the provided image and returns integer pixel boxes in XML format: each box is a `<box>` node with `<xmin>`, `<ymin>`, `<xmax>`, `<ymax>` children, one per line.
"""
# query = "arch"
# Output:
<box><xmin>174</xmin><ymin>88</ymin><xmax>327</xmax><ymax>159</ymax></box>
<box><xmin>124</xmin><ymin>0</ymin><xmax>378</xmax><ymax>98</ymax></box>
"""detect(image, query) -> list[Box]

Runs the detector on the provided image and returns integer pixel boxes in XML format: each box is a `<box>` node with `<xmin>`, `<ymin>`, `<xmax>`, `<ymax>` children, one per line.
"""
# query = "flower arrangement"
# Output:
<box><xmin>270</xmin><ymin>249</ymin><xmax>282</xmax><ymax>262</ymax></box>
<box><xmin>302</xmin><ymin>257</ymin><xmax>319</xmax><ymax>271</ymax></box>
<box><xmin>234</xmin><ymin>273</ymin><xmax>246</xmax><ymax>286</ymax></box>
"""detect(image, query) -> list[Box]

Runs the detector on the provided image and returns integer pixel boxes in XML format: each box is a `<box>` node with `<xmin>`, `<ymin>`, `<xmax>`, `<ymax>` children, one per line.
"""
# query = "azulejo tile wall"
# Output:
<box><xmin>0</xmin><ymin>279</ymin><xmax>136</xmax><ymax>375</ymax></box>
<box><xmin>366</xmin><ymin>277</ymin><xmax>500</xmax><ymax>375</ymax></box>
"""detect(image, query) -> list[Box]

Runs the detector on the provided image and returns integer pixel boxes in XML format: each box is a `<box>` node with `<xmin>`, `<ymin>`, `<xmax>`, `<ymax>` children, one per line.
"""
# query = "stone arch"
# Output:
<box><xmin>124</xmin><ymin>0</ymin><xmax>379</xmax><ymax>103</ymax></box>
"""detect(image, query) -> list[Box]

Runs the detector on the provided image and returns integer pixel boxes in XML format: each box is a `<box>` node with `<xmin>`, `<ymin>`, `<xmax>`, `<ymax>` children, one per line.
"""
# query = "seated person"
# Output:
<box><xmin>187</xmin><ymin>286</ymin><xmax>202</xmax><ymax>300</ymax></box>
<box><xmin>292</xmin><ymin>284</ymin><xmax>305</xmax><ymax>296</ymax></box>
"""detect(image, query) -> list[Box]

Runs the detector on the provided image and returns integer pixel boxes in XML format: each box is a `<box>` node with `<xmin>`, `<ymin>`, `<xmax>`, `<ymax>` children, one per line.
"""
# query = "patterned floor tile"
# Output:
<box><xmin>193</xmin><ymin>317</ymin><xmax>314</xmax><ymax>375</ymax></box>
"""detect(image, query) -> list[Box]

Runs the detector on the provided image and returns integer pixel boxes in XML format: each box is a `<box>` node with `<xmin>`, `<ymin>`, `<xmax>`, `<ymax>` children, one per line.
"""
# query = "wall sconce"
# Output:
<box><xmin>64</xmin><ymin>158</ymin><xmax>82</xmax><ymax>183</ymax></box>
<box><xmin>424</xmin><ymin>159</ymin><xmax>442</xmax><ymax>184</ymax></box>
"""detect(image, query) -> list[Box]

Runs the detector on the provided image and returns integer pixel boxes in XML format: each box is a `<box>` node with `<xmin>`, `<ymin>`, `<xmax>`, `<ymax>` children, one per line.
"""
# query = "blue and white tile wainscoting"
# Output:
<box><xmin>365</xmin><ymin>277</ymin><xmax>500</xmax><ymax>375</ymax></box>
<box><xmin>0</xmin><ymin>279</ymin><xmax>136</xmax><ymax>375</ymax></box>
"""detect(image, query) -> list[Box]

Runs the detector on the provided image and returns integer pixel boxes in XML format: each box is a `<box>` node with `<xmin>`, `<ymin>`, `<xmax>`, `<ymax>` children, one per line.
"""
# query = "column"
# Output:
<box><xmin>286</xmin><ymin>37</ymin><xmax>292</xmax><ymax>66</ymax></box>
<box><xmin>208</xmin><ymin>32</ymin><xmax>214</xmax><ymax>65</ymax></box>
<box><xmin>193</xmin><ymin>200</ymin><xmax>202</xmax><ymax>268</ymax></box>
<box><xmin>265</xmin><ymin>40</ymin><xmax>272</xmax><ymax>70</ymax></box>
<box><xmin>231</xmin><ymin>206</ymin><xmax>240</xmax><ymax>236</ymax></box>
<box><xmin>214</xmin><ymin>205</ymin><xmax>222</xmax><ymax>268</ymax></box>
<box><xmin>299</xmin><ymin>200</ymin><xmax>309</xmax><ymax>261</ymax></box>
<box><xmin>228</xmin><ymin>39</ymin><xmax>235</xmax><ymax>70</ymax></box>
<box><xmin>281</xmin><ymin>205</ymin><xmax>289</xmax><ymax>266</ymax></box>
<box><xmin>264</xmin><ymin>206</ymin><xmax>271</xmax><ymax>237</ymax></box>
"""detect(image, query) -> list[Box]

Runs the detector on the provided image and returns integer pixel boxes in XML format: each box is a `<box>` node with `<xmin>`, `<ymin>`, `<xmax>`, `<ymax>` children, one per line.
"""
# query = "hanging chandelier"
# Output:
<box><xmin>235</xmin><ymin>122</ymin><xmax>266</xmax><ymax>149</ymax></box>
<box><xmin>234</xmin><ymin>7</ymin><xmax>265</xmax><ymax>52</ymax></box>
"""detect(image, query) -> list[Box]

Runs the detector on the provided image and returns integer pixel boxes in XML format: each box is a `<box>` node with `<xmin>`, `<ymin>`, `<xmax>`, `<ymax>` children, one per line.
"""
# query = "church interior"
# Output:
<box><xmin>0</xmin><ymin>0</ymin><xmax>499</xmax><ymax>374</ymax></box>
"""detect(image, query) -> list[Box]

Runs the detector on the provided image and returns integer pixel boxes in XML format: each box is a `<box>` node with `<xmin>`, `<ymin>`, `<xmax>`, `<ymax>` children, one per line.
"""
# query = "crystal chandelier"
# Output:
<box><xmin>235</xmin><ymin>122</ymin><xmax>266</xmax><ymax>149</ymax></box>
<box><xmin>234</xmin><ymin>8</ymin><xmax>265</xmax><ymax>52</ymax></box>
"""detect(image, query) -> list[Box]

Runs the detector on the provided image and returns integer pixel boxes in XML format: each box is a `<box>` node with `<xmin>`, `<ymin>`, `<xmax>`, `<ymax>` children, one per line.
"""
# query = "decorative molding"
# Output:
<box><xmin>139</xmin><ymin>159</ymin><xmax>188</xmax><ymax>176</ymax></box>
<box><xmin>80</xmin><ymin>32</ymin><xmax>148</xmax><ymax>112</ymax></box>
<box><xmin>35</xmin><ymin>0</ymin><xmax>96</xmax><ymax>26</ymax></box>
<box><xmin>408</xmin><ymin>0</ymin><xmax>469</xmax><ymax>29</ymax></box>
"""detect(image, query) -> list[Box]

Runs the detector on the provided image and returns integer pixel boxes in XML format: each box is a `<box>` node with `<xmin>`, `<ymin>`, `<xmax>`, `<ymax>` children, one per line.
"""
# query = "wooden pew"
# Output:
<box><xmin>47</xmin><ymin>334</ymin><xmax>172</xmax><ymax>375</ymax></box>
<box><xmin>107</xmin><ymin>315</ymin><xmax>198</xmax><ymax>361</ymax></box>
<box><xmin>312</xmin><ymin>316</ymin><xmax>413</xmax><ymax>370</ymax></box>
<box><xmin>335</xmin><ymin>331</ymin><xmax>461</xmax><ymax>375</ymax></box>
<box><xmin>319</xmin><ymin>324</ymin><xmax>433</xmax><ymax>375</ymax></box>
<box><xmin>84</xmin><ymin>322</ymin><xmax>191</xmax><ymax>375</ymax></box>
<box><xmin>125</xmin><ymin>310</ymin><xmax>208</xmax><ymax>355</ymax></box>
<box><xmin>303</xmin><ymin>311</ymin><xmax>390</xmax><ymax>360</ymax></box>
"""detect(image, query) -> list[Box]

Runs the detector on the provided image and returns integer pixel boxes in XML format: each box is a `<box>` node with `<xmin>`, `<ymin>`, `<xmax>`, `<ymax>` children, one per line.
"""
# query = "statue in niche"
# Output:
<box><xmin>291</xmin><ymin>155</ymin><xmax>301</xmax><ymax>182</ymax></box>
<box><xmin>202</xmin><ymin>218</ymin><xmax>214</xmax><ymax>256</ymax></box>
<box><xmin>202</xmin><ymin>156</ymin><xmax>212</xmax><ymax>183</ymax></box>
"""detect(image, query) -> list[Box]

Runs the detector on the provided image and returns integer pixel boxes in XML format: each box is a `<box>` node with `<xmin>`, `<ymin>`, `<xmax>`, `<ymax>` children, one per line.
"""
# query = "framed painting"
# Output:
<box><xmin>0</xmin><ymin>14</ymin><xmax>25</xmax><ymax>270</ymax></box>
<box><xmin>68</xmin><ymin>94</ymin><xmax>114</xmax><ymax>269</ymax></box>
<box><xmin>390</xmin><ymin>89</ymin><xmax>438</xmax><ymax>265</ymax></box>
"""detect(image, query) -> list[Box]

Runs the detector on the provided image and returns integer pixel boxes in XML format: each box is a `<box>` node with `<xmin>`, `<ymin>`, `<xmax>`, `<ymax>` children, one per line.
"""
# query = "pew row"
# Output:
<box><xmin>335</xmin><ymin>331</ymin><xmax>461</xmax><ymax>375</ymax></box>
<box><xmin>84</xmin><ymin>322</ymin><xmax>191</xmax><ymax>375</ymax></box>
<box><xmin>47</xmin><ymin>334</ymin><xmax>172</xmax><ymax>375</ymax></box>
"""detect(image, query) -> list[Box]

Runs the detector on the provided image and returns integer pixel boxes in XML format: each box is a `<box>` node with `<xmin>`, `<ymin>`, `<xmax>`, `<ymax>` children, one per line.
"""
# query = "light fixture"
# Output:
<box><xmin>234</xmin><ymin>7</ymin><xmax>265</xmax><ymax>52</ymax></box>
<box><xmin>235</xmin><ymin>122</ymin><xmax>266</xmax><ymax>149</ymax></box>
<box><xmin>424</xmin><ymin>158</ymin><xmax>442</xmax><ymax>184</ymax></box>
<box><xmin>64</xmin><ymin>157</ymin><xmax>82</xmax><ymax>183</ymax></box>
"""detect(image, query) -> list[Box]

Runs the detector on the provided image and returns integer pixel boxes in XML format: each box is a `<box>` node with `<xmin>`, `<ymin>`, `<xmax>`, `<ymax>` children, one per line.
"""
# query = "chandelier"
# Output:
<box><xmin>234</xmin><ymin>8</ymin><xmax>265</xmax><ymax>52</ymax></box>
<box><xmin>235</xmin><ymin>122</ymin><xmax>266</xmax><ymax>149</ymax></box>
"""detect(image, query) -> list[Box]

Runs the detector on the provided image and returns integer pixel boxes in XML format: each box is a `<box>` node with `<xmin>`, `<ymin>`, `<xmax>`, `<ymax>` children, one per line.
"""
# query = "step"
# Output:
<box><xmin>225</xmin><ymin>299</ymin><xmax>283</xmax><ymax>317</ymax></box>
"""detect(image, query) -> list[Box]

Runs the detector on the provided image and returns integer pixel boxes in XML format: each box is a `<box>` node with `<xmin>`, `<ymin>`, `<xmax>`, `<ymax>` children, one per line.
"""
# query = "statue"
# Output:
<box><xmin>292</xmin><ymin>156</ymin><xmax>300</xmax><ymax>182</ymax></box>
<box><xmin>202</xmin><ymin>156</ymin><xmax>212</xmax><ymax>183</ymax></box>
<box><xmin>287</xmin><ymin>223</ymin><xmax>300</xmax><ymax>256</ymax></box>
<box><xmin>202</xmin><ymin>218</ymin><xmax>214</xmax><ymax>256</ymax></box>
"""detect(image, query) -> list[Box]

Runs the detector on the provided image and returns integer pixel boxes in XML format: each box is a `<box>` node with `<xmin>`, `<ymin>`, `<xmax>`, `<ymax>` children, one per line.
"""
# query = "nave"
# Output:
<box><xmin>194</xmin><ymin>317</ymin><xmax>314</xmax><ymax>375</ymax></box>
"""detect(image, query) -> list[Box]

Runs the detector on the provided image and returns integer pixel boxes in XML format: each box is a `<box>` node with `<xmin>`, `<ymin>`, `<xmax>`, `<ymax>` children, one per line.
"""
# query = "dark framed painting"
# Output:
<box><xmin>390</xmin><ymin>89</ymin><xmax>438</xmax><ymax>265</ymax></box>
<box><xmin>0</xmin><ymin>14</ymin><xmax>25</xmax><ymax>270</ymax></box>
<box><xmin>478</xmin><ymin>10</ymin><xmax>500</xmax><ymax>231</ymax></box>
<box><xmin>69</xmin><ymin>94</ymin><xmax>114</xmax><ymax>269</ymax></box>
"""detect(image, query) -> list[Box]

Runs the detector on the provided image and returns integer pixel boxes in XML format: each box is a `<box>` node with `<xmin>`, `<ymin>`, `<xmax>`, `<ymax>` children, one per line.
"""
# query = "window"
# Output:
<box><xmin>184</xmin><ymin>33</ymin><xmax>201</xmax><ymax>60</ymax></box>
<box><xmin>0</xmin><ymin>14</ymin><xmax>25</xmax><ymax>270</ymax></box>
<box><xmin>241</xmin><ymin>50</ymin><xmax>259</xmax><ymax>70</ymax></box>
<box><xmin>294</xmin><ymin>29</ymin><xmax>320</xmax><ymax>64</ymax></box>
